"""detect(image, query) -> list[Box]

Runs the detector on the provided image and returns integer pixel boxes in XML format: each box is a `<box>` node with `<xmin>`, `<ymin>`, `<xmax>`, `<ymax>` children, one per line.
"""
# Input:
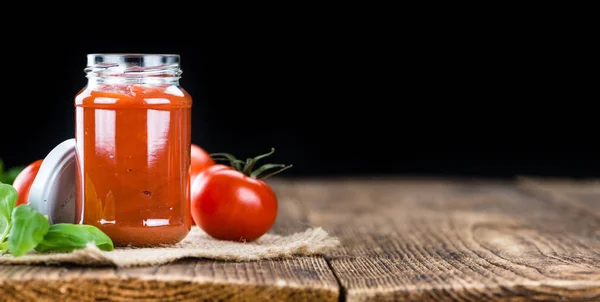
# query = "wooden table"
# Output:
<box><xmin>1</xmin><ymin>177</ymin><xmax>600</xmax><ymax>301</ymax></box>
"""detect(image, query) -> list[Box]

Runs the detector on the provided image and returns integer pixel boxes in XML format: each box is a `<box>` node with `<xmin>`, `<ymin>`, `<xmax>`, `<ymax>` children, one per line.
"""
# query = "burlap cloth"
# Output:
<box><xmin>0</xmin><ymin>226</ymin><xmax>339</xmax><ymax>267</ymax></box>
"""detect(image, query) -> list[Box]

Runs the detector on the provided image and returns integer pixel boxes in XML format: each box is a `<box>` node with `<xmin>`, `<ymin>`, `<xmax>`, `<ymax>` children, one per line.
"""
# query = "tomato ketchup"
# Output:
<box><xmin>74</xmin><ymin>54</ymin><xmax>192</xmax><ymax>247</ymax></box>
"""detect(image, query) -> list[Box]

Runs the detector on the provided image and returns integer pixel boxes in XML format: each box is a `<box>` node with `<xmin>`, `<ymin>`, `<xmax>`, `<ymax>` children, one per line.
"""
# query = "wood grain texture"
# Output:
<box><xmin>0</xmin><ymin>183</ymin><xmax>339</xmax><ymax>302</ymax></box>
<box><xmin>518</xmin><ymin>177</ymin><xmax>600</xmax><ymax>215</ymax></box>
<box><xmin>0</xmin><ymin>257</ymin><xmax>338</xmax><ymax>302</ymax></box>
<box><xmin>279</xmin><ymin>178</ymin><xmax>600</xmax><ymax>301</ymax></box>
<box><xmin>2</xmin><ymin>178</ymin><xmax>600</xmax><ymax>301</ymax></box>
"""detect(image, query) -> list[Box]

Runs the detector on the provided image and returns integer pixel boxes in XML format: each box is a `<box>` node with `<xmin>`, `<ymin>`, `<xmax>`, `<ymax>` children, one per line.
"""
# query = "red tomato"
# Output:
<box><xmin>190</xmin><ymin>164</ymin><xmax>279</xmax><ymax>241</ymax></box>
<box><xmin>12</xmin><ymin>159</ymin><xmax>43</xmax><ymax>206</ymax></box>
<box><xmin>188</xmin><ymin>144</ymin><xmax>215</xmax><ymax>226</ymax></box>
<box><xmin>190</xmin><ymin>144</ymin><xmax>215</xmax><ymax>182</ymax></box>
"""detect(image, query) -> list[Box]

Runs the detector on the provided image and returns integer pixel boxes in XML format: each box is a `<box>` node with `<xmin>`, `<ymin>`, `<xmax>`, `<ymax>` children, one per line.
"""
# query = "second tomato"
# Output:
<box><xmin>190</xmin><ymin>144</ymin><xmax>215</xmax><ymax>182</ymax></box>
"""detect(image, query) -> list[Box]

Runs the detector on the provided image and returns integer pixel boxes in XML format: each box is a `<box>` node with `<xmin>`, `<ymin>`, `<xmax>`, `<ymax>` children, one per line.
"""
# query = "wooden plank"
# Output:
<box><xmin>0</xmin><ymin>179</ymin><xmax>339</xmax><ymax>302</ymax></box>
<box><xmin>517</xmin><ymin>177</ymin><xmax>600</xmax><ymax>215</ymax></box>
<box><xmin>0</xmin><ymin>257</ymin><xmax>338</xmax><ymax>302</ymax></box>
<box><xmin>3</xmin><ymin>177</ymin><xmax>600</xmax><ymax>301</ymax></box>
<box><xmin>289</xmin><ymin>178</ymin><xmax>600</xmax><ymax>301</ymax></box>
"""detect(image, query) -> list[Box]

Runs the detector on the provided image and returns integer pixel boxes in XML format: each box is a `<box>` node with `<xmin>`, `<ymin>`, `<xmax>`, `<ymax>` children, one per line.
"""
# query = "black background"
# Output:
<box><xmin>0</xmin><ymin>35</ymin><xmax>596</xmax><ymax>179</ymax></box>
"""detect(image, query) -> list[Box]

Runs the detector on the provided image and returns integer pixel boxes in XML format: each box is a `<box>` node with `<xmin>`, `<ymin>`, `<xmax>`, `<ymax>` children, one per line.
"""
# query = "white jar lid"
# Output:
<box><xmin>28</xmin><ymin>138</ymin><xmax>76</xmax><ymax>225</ymax></box>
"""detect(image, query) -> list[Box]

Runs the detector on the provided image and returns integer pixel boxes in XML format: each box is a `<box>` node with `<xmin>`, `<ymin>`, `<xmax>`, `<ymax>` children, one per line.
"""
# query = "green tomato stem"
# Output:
<box><xmin>209</xmin><ymin>148</ymin><xmax>292</xmax><ymax>179</ymax></box>
<box><xmin>257</xmin><ymin>164</ymin><xmax>293</xmax><ymax>180</ymax></box>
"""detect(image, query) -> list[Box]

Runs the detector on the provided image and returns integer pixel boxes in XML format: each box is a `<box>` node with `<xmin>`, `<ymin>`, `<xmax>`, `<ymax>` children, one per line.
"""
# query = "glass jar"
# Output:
<box><xmin>74</xmin><ymin>54</ymin><xmax>192</xmax><ymax>247</ymax></box>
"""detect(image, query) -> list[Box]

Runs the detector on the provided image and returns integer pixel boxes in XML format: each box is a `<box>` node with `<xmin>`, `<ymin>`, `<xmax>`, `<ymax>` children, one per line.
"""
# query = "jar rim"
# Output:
<box><xmin>85</xmin><ymin>53</ymin><xmax>181</xmax><ymax>76</ymax></box>
<box><xmin>87</xmin><ymin>53</ymin><xmax>179</xmax><ymax>60</ymax></box>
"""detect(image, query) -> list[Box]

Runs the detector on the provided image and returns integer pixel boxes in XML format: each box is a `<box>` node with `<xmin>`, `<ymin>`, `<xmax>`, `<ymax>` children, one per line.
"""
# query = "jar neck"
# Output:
<box><xmin>84</xmin><ymin>54</ymin><xmax>182</xmax><ymax>86</ymax></box>
<box><xmin>86</xmin><ymin>75</ymin><xmax>180</xmax><ymax>85</ymax></box>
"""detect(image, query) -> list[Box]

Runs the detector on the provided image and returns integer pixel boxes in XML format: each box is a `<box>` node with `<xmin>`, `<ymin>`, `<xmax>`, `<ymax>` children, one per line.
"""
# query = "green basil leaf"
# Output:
<box><xmin>0</xmin><ymin>240</ymin><xmax>8</xmax><ymax>253</ymax></box>
<box><xmin>8</xmin><ymin>204</ymin><xmax>50</xmax><ymax>256</ymax></box>
<box><xmin>4</xmin><ymin>166</ymin><xmax>24</xmax><ymax>184</ymax></box>
<box><xmin>0</xmin><ymin>183</ymin><xmax>18</xmax><ymax>242</ymax></box>
<box><xmin>35</xmin><ymin>223</ymin><xmax>114</xmax><ymax>252</ymax></box>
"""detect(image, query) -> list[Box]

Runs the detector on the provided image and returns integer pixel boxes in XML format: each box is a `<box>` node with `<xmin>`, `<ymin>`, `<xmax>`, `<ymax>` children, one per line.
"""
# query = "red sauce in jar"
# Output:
<box><xmin>74</xmin><ymin>54</ymin><xmax>192</xmax><ymax>247</ymax></box>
